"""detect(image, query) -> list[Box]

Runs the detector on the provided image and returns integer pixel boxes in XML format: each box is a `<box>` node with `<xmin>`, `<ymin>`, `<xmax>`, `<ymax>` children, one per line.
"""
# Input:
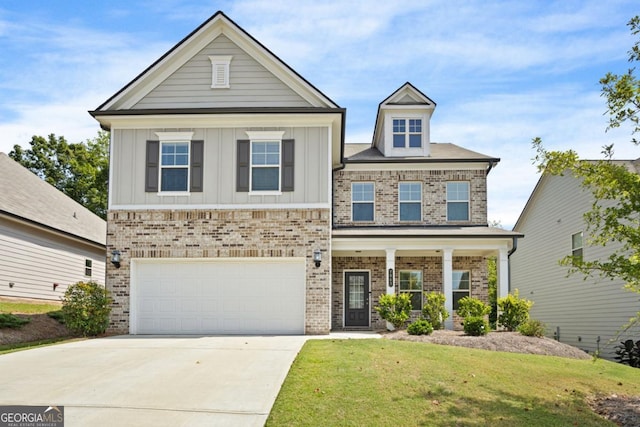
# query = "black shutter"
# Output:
<box><xmin>190</xmin><ymin>140</ymin><xmax>204</xmax><ymax>192</ymax></box>
<box><xmin>281</xmin><ymin>139</ymin><xmax>295</xmax><ymax>192</ymax></box>
<box><xmin>145</xmin><ymin>140</ymin><xmax>159</xmax><ymax>192</ymax></box>
<box><xmin>236</xmin><ymin>139</ymin><xmax>250</xmax><ymax>192</ymax></box>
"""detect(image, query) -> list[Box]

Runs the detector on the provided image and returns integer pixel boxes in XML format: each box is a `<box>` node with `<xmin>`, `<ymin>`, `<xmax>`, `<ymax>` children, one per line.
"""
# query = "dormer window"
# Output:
<box><xmin>209</xmin><ymin>55</ymin><xmax>232</xmax><ymax>88</ymax></box>
<box><xmin>393</xmin><ymin>118</ymin><xmax>422</xmax><ymax>148</ymax></box>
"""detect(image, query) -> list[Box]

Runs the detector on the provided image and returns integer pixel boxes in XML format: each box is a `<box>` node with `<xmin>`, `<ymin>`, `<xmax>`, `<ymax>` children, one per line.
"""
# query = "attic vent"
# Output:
<box><xmin>209</xmin><ymin>55</ymin><xmax>232</xmax><ymax>88</ymax></box>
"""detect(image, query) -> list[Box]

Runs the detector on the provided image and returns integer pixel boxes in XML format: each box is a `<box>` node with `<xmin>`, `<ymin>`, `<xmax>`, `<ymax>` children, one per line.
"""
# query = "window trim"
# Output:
<box><xmin>452</xmin><ymin>270</ymin><xmax>471</xmax><ymax>311</ymax></box>
<box><xmin>399</xmin><ymin>270</ymin><xmax>423</xmax><ymax>311</ymax></box>
<box><xmin>392</xmin><ymin>117</ymin><xmax>423</xmax><ymax>148</ymax></box>
<box><xmin>84</xmin><ymin>259</ymin><xmax>92</xmax><ymax>277</ymax></box>
<box><xmin>246</xmin><ymin>131</ymin><xmax>285</xmax><ymax>195</ymax></box>
<box><xmin>351</xmin><ymin>182</ymin><xmax>375</xmax><ymax>222</ymax></box>
<box><xmin>399</xmin><ymin>182</ymin><xmax>422</xmax><ymax>222</ymax></box>
<box><xmin>571</xmin><ymin>231</ymin><xmax>583</xmax><ymax>263</ymax></box>
<box><xmin>446</xmin><ymin>181</ymin><xmax>470</xmax><ymax>222</ymax></box>
<box><xmin>209</xmin><ymin>55</ymin><xmax>232</xmax><ymax>88</ymax></box>
<box><xmin>155</xmin><ymin>132</ymin><xmax>194</xmax><ymax>195</ymax></box>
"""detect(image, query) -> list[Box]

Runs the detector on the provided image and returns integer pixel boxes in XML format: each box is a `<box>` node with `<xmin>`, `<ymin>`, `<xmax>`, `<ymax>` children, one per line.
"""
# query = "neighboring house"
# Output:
<box><xmin>511</xmin><ymin>164</ymin><xmax>640</xmax><ymax>359</ymax></box>
<box><xmin>90</xmin><ymin>11</ymin><xmax>521</xmax><ymax>335</ymax></box>
<box><xmin>0</xmin><ymin>153</ymin><xmax>106</xmax><ymax>301</ymax></box>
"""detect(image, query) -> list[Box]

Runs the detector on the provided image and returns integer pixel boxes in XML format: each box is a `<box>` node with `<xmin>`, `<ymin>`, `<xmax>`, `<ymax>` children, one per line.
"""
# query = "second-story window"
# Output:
<box><xmin>399</xmin><ymin>182</ymin><xmax>422</xmax><ymax>221</ymax></box>
<box><xmin>571</xmin><ymin>231</ymin><xmax>583</xmax><ymax>264</ymax></box>
<box><xmin>161</xmin><ymin>142</ymin><xmax>189</xmax><ymax>192</ymax></box>
<box><xmin>251</xmin><ymin>141</ymin><xmax>280</xmax><ymax>191</ymax></box>
<box><xmin>447</xmin><ymin>182</ymin><xmax>469</xmax><ymax>221</ymax></box>
<box><xmin>352</xmin><ymin>182</ymin><xmax>374</xmax><ymax>221</ymax></box>
<box><xmin>393</xmin><ymin>118</ymin><xmax>422</xmax><ymax>148</ymax></box>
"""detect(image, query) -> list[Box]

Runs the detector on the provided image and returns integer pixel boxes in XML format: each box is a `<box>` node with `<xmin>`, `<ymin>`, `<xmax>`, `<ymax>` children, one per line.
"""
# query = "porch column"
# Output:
<box><xmin>385</xmin><ymin>249</ymin><xmax>396</xmax><ymax>295</ymax></box>
<box><xmin>497</xmin><ymin>247</ymin><xmax>509</xmax><ymax>310</ymax></box>
<box><xmin>442</xmin><ymin>248</ymin><xmax>453</xmax><ymax>330</ymax></box>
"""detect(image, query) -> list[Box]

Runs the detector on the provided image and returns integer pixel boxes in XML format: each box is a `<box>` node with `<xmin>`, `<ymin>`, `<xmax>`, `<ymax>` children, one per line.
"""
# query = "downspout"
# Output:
<box><xmin>487</xmin><ymin>159</ymin><xmax>497</xmax><ymax>174</ymax></box>
<box><xmin>507</xmin><ymin>236</ymin><xmax>518</xmax><ymax>293</ymax></box>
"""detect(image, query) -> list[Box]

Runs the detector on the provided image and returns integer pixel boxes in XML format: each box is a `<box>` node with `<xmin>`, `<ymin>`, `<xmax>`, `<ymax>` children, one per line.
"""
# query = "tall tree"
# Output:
<box><xmin>532</xmin><ymin>17</ymin><xmax>640</xmax><ymax>299</ymax></box>
<box><xmin>10</xmin><ymin>131</ymin><xmax>109</xmax><ymax>219</ymax></box>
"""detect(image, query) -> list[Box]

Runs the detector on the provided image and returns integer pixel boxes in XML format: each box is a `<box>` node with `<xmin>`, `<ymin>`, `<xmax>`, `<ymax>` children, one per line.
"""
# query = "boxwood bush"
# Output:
<box><xmin>463</xmin><ymin>316</ymin><xmax>489</xmax><ymax>336</ymax></box>
<box><xmin>407</xmin><ymin>319</ymin><xmax>434</xmax><ymax>336</ymax></box>
<box><xmin>61</xmin><ymin>281</ymin><xmax>111</xmax><ymax>336</ymax></box>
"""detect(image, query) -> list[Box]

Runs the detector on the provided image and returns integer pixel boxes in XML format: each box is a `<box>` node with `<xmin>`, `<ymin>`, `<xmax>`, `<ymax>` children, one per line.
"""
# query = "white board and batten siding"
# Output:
<box><xmin>0</xmin><ymin>218</ymin><xmax>106</xmax><ymax>301</ymax></box>
<box><xmin>131</xmin><ymin>258</ymin><xmax>305</xmax><ymax>335</ymax></box>
<box><xmin>110</xmin><ymin>126</ymin><xmax>330</xmax><ymax>207</ymax></box>
<box><xmin>511</xmin><ymin>174</ymin><xmax>639</xmax><ymax>359</ymax></box>
<box><xmin>133</xmin><ymin>35</ymin><xmax>310</xmax><ymax>110</ymax></box>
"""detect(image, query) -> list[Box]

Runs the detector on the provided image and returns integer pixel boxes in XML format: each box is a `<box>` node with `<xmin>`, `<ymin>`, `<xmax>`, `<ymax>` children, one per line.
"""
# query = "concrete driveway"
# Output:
<box><xmin>0</xmin><ymin>335</ymin><xmax>312</xmax><ymax>426</ymax></box>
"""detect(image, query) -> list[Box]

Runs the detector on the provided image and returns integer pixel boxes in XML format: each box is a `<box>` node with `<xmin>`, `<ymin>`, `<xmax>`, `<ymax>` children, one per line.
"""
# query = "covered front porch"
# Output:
<box><xmin>330</xmin><ymin>227</ymin><xmax>522</xmax><ymax>331</ymax></box>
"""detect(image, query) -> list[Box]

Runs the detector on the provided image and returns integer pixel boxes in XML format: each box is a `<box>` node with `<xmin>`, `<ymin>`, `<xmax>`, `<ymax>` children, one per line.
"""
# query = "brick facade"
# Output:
<box><xmin>333</xmin><ymin>169</ymin><xmax>488</xmax><ymax>226</ymax></box>
<box><xmin>106</xmin><ymin>208</ymin><xmax>331</xmax><ymax>334</ymax></box>
<box><xmin>332</xmin><ymin>255</ymin><xmax>488</xmax><ymax>331</ymax></box>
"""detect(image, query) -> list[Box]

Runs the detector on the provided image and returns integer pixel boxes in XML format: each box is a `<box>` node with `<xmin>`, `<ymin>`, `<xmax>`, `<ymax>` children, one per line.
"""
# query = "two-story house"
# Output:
<box><xmin>91</xmin><ymin>11</ymin><xmax>520</xmax><ymax>335</ymax></box>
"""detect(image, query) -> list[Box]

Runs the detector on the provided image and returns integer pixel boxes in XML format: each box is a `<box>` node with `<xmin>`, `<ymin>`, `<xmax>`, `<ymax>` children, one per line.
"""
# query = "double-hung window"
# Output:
<box><xmin>447</xmin><ymin>182</ymin><xmax>470</xmax><ymax>221</ymax></box>
<box><xmin>84</xmin><ymin>259</ymin><xmax>92</xmax><ymax>277</ymax></box>
<box><xmin>452</xmin><ymin>270</ymin><xmax>470</xmax><ymax>310</ymax></box>
<box><xmin>393</xmin><ymin>118</ymin><xmax>422</xmax><ymax>148</ymax></box>
<box><xmin>399</xmin><ymin>270</ymin><xmax>423</xmax><ymax>310</ymax></box>
<box><xmin>160</xmin><ymin>142</ymin><xmax>190</xmax><ymax>192</ymax></box>
<box><xmin>251</xmin><ymin>141</ymin><xmax>280</xmax><ymax>192</ymax></box>
<box><xmin>399</xmin><ymin>182</ymin><xmax>422</xmax><ymax>221</ymax></box>
<box><xmin>352</xmin><ymin>182</ymin><xmax>374</xmax><ymax>221</ymax></box>
<box><xmin>571</xmin><ymin>231</ymin><xmax>583</xmax><ymax>264</ymax></box>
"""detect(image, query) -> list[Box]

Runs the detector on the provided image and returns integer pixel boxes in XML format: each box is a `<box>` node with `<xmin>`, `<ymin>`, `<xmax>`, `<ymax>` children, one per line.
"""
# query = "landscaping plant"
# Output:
<box><xmin>407</xmin><ymin>319</ymin><xmax>434</xmax><ymax>336</ymax></box>
<box><xmin>462</xmin><ymin>316</ymin><xmax>489</xmax><ymax>336</ymax></box>
<box><xmin>375</xmin><ymin>293</ymin><xmax>412</xmax><ymax>329</ymax></box>
<box><xmin>0</xmin><ymin>313</ymin><xmax>30</xmax><ymax>329</ymax></box>
<box><xmin>421</xmin><ymin>292</ymin><xmax>449</xmax><ymax>330</ymax></box>
<box><xmin>498</xmin><ymin>289</ymin><xmax>533</xmax><ymax>331</ymax></box>
<box><xmin>61</xmin><ymin>281</ymin><xmax>112</xmax><ymax>336</ymax></box>
<box><xmin>518</xmin><ymin>319</ymin><xmax>546</xmax><ymax>338</ymax></box>
<box><xmin>456</xmin><ymin>296</ymin><xmax>491</xmax><ymax>318</ymax></box>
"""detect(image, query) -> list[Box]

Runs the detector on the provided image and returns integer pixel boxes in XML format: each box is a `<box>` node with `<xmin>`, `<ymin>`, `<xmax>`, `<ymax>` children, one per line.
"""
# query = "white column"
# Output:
<box><xmin>385</xmin><ymin>249</ymin><xmax>396</xmax><ymax>331</ymax></box>
<box><xmin>497</xmin><ymin>247</ymin><xmax>509</xmax><ymax>300</ymax></box>
<box><xmin>385</xmin><ymin>249</ymin><xmax>396</xmax><ymax>295</ymax></box>
<box><xmin>442</xmin><ymin>248</ymin><xmax>453</xmax><ymax>330</ymax></box>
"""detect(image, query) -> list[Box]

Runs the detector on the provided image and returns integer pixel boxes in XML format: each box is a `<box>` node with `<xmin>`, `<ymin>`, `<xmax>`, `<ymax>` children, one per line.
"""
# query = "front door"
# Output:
<box><xmin>345</xmin><ymin>271</ymin><xmax>370</xmax><ymax>327</ymax></box>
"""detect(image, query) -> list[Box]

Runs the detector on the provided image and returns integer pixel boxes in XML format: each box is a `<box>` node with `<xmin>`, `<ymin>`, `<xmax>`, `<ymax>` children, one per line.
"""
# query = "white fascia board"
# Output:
<box><xmin>331</xmin><ymin>237</ymin><xmax>510</xmax><ymax>252</ymax></box>
<box><xmin>343</xmin><ymin>162</ymin><xmax>489</xmax><ymax>171</ymax></box>
<box><xmin>102</xmin><ymin>112</ymin><xmax>342</xmax><ymax>130</ymax></box>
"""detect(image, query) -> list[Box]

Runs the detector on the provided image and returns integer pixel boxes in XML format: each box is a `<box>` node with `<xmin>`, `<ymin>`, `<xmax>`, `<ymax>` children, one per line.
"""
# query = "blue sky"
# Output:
<box><xmin>1</xmin><ymin>0</ymin><xmax>638</xmax><ymax>228</ymax></box>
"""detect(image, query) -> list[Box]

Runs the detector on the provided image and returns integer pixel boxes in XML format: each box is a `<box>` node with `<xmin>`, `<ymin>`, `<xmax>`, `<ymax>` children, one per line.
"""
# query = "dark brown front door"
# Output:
<box><xmin>345</xmin><ymin>271</ymin><xmax>370</xmax><ymax>327</ymax></box>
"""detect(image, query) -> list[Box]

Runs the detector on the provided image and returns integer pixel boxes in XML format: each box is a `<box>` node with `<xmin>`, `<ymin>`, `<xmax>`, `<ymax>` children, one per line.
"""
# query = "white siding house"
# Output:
<box><xmin>0</xmin><ymin>153</ymin><xmax>106</xmax><ymax>301</ymax></box>
<box><xmin>511</xmin><ymin>166</ymin><xmax>640</xmax><ymax>360</ymax></box>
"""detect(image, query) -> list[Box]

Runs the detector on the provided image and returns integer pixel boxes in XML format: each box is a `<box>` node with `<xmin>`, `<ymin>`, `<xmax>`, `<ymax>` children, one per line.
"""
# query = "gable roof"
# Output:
<box><xmin>0</xmin><ymin>153</ymin><xmax>106</xmax><ymax>247</ymax></box>
<box><xmin>91</xmin><ymin>11</ymin><xmax>339</xmax><ymax>114</ymax></box>
<box><xmin>379</xmin><ymin>82</ymin><xmax>437</xmax><ymax>107</ymax></box>
<box><xmin>513</xmin><ymin>158</ymin><xmax>640</xmax><ymax>231</ymax></box>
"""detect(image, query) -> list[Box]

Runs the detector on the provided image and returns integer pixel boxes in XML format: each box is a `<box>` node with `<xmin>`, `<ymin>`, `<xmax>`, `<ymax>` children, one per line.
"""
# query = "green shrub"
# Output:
<box><xmin>61</xmin><ymin>281</ymin><xmax>112</xmax><ymax>336</ymax></box>
<box><xmin>407</xmin><ymin>319</ymin><xmax>434</xmax><ymax>336</ymax></box>
<box><xmin>422</xmin><ymin>292</ymin><xmax>449</xmax><ymax>330</ymax></box>
<box><xmin>375</xmin><ymin>293</ymin><xmax>412</xmax><ymax>329</ymax></box>
<box><xmin>0</xmin><ymin>313</ymin><xmax>30</xmax><ymax>329</ymax></box>
<box><xmin>614</xmin><ymin>339</ymin><xmax>640</xmax><ymax>368</ymax></box>
<box><xmin>518</xmin><ymin>319</ymin><xmax>546</xmax><ymax>337</ymax></box>
<box><xmin>47</xmin><ymin>310</ymin><xmax>65</xmax><ymax>324</ymax></box>
<box><xmin>498</xmin><ymin>289</ymin><xmax>533</xmax><ymax>331</ymax></box>
<box><xmin>463</xmin><ymin>316</ymin><xmax>489</xmax><ymax>336</ymax></box>
<box><xmin>457</xmin><ymin>296</ymin><xmax>491</xmax><ymax>318</ymax></box>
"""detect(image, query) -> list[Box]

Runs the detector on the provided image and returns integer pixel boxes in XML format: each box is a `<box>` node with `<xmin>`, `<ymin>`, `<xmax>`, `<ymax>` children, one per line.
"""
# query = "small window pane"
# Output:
<box><xmin>393</xmin><ymin>134</ymin><xmax>405</xmax><ymax>148</ymax></box>
<box><xmin>400</xmin><ymin>203</ymin><xmax>421</xmax><ymax>221</ymax></box>
<box><xmin>393</xmin><ymin>119</ymin><xmax>405</xmax><ymax>132</ymax></box>
<box><xmin>352</xmin><ymin>183</ymin><xmax>374</xmax><ymax>201</ymax></box>
<box><xmin>348</xmin><ymin>275</ymin><xmax>365</xmax><ymax>309</ymax></box>
<box><xmin>161</xmin><ymin>143</ymin><xmax>189</xmax><ymax>166</ymax></box>
<box><xmin>409</xmin><ymin>134</ymin><xmax>421</xmax><ymax>148</ymax></box>
<box><xmin>399</xmin><ymin>183</ymin><xmax>421</xmax><ymax>201</ymax></box>
<box><xmin>453</xmin><ymin>271</ymin><xmax>470</xmax><ymax>290</ymax></box>
<box><xmin>409</xmin><ymin>119</ymin><xmax>422</xmax><ymax>132</ymax></box>
<box><xmin>252</xmin><ymin>167</ymin><xmax>279</xmax><ymax>191</ymax></box>
<box><xmin>453</xmin><ymin>292</ymin><xmax>468</xmax><ymax>311</ymax></box>
<box><xmin>353</xmin><ymin>203</ymin><xmax>374</xmax><ymax>221</ymax></box>
<box><xmin>399</xmin><ymin>271</ymin><xmax>423</xmax><ymax>310</ymax></box>
<box><xmin>447</xmin><ymin>182</ymin><xmax>469</xmax><ymax>201</ymax></box>
<box><xmin>161</xmin><ymin>168</ymin><xmax>188</xmax><ymax>191</ymax></box>
<box><xmin>572</xmin><ymin>232</ymin><xmax>583</xmax><ymax>250</ymax></box>
<box><xmin>84</xmin><ymin>259</ymin><xmax>92</xmax><ymax>277</ymax></box>
<box><xmin>448</xmin><ymin>202</ymin><xmax>469</xmax><ymax>221</ymax></box>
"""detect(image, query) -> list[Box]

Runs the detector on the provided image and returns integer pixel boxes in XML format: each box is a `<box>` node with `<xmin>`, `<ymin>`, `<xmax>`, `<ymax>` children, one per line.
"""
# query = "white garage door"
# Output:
<box><xmin>132</xmin><ymin>259</ymin><xmax>305</xmax><ymax>335</ymax></box>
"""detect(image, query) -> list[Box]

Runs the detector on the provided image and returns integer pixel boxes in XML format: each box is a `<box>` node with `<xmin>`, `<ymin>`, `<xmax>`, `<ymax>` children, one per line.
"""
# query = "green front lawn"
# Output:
<box><xmin>267</xmin><ymin>339</ymin><xmax>640</xmax><ymax>426</ymax></box>
<box><xmin>0</xmin><ymin>299</ymin><xmax>61</xmax><ymax>314</ymax></box>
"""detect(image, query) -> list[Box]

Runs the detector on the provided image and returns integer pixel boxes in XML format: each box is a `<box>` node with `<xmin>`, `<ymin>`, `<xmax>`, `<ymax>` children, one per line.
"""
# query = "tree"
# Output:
<box><xmin>532</xmin><ymin>16</ymin><xmax>640</xmax><ymax>299</ymax></box>
<box><xmin>10</xmin><ymin>131</ymin><xmax>109</xmax><ymax>219</ymax></box>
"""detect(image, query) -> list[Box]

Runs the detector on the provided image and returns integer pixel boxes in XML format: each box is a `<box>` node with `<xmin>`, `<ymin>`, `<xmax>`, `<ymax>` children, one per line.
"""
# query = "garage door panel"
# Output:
<box><xmin>134</xmin><ymin>259</ymin><xmax>305</xmax><ymax>334</ymax></box>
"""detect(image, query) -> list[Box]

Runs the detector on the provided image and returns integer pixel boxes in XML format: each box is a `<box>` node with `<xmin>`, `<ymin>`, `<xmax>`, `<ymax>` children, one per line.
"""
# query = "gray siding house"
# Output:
<box><xmin>511</xmin><ymin>164</ymin><xmax>640</xmax><ymax>359</ymax></box>
<box><xmin>91</xmin><ymin>11</ymin><xmax>520</xmax><ymax>335</ymax></box>
<box><xmin>0</xmin><ymin>153</ymin><xmax>106</xmax><ymax>301</ymax></box>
